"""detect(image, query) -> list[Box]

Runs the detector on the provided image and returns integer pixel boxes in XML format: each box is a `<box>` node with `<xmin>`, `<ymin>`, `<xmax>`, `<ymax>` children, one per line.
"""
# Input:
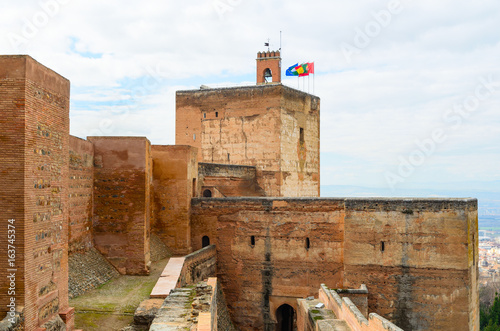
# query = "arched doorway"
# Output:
<box><xmin>203</xmin><ymin>189</ymin><xmax>212</xmax><ymax>197</ymax></box>
<box><xmin>202</xmin><ymin>236</ymin><xmax>210</xmax><ymax>248</ymax></box>
<box><xmin>276</xmin><ymin>304</ymin><xmax>295</xmax><ymax>331</ymax></box>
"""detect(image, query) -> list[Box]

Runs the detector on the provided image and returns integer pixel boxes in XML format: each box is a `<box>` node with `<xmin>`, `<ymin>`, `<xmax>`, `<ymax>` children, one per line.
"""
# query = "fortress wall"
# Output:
<box><xmin>343</xmin><ymin>198</ymin><xmax>478</xmax><ymax>331</ymax></box>
<box><xmin>279</xmin><ymin>88</ymin><xmax>320</xmax><ymax>197</ymax></box>
<box><xmin>0</xmin><ymin>55</ymin><xmax>71</xmax><ymax>329</ymax></box>
<box><xmin>151</xmin><ymin>145</ymin><xmax>197</xmax><ymax>255</ymax></box>
<box><xmin>191</xmin><ymin>197</ymin><xmax>478</xmax><ymax>330</ymax></box>
<box><xmin>191</xmin><ymin>198</ymin><xmax>345</xmax><ymax>330</ymax></box>
<box><xmin>68</xmin><ymin>136</ymin><xmax>94</xmax><ymax>253</ymax></box>
<box><xmin>198</xmin><ymin>163</ymin><xmax>265</xmax><ymax>197</ymax></box>
<box><xmin>88</xmin><ymin>136</ymin><xmax>151</xmax><ymax>275</ymax></box>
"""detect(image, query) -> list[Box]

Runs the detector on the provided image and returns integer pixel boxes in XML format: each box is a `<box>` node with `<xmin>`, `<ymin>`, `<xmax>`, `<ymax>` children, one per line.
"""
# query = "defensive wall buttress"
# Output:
<box><xmin>0</xmin><ymin>53</ymin><xmax>479</xmax><ymax>330</ymax></box>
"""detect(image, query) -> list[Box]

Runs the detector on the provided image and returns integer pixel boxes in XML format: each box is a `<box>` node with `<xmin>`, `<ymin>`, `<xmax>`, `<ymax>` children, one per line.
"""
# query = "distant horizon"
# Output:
<box><xmin>320</xmin><ymin>183</ymin><xmax>500</xmax><ymax>218</ymax></box>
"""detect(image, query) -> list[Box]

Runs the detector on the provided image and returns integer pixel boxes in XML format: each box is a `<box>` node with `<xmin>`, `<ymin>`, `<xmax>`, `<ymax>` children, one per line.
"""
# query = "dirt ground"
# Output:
<box><xmin>70</xmin><ymin>258</ymin><xmax>169</xmax><ymax>331</ymax></box>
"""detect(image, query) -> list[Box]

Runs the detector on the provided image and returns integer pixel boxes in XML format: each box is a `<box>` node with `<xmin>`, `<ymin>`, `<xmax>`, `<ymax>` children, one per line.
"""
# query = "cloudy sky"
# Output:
<box><xmin>2</xmin><ymin>0</ymin><xmax>499</xmax><ymax>194</ymax></box>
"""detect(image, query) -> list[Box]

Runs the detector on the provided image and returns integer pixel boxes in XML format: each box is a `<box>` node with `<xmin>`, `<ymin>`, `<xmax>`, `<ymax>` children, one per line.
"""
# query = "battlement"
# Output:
<box><xmin>257</xmin><ymin>50</ymin><xmax>281</xmax><ymax>58</ymax></box>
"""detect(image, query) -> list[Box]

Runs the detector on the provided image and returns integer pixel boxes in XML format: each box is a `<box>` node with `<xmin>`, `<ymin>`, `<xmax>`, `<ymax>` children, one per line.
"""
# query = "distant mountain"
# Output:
<box><xmin>320</xmin><ymin>184</ymin><xmax>500</xmax><ymax>217</ymax></box>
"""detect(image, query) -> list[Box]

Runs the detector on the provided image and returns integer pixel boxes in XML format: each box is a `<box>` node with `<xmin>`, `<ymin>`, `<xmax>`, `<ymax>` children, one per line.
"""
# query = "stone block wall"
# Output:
<box><xmin>0</xmin><ymin>55</ymin><xmax>71</xmax><ymax>329</ymax></box>
<box><xmin>279</xmin><ymin>88</ymin><xmax>320</xmax><ymax>197</ymax></box>
<box><xmin>68</xmin><ymin>135</ymin><xmax>94</xmax><ymax>253</ymax></box>
<box><xmin>190</xmin><ymin>198</ymin><xmax>345</xmax><ymax>330</ymax></box>
<box><xmin>89</xmin><ymin>136</ymin><xmax>151</xmax><ymax>275</ymax></box>
<box><xmin>190</xmin><ymin>197</ymin><xmax>478</xmax><ymax>331</ymax></box>
<box><xmin>176</xmin><ymin>84</ymin><xmax>320</xmax><ymax>197</ymax></box>
<box><xmin>198</xmin><ymin>163</ymin><xmax>265</xmax><ymax>197</ymax></box>
<box><xmin>151</xmin><ymin>145</ymin><xmax>197</xmax><ymax>255</ymax></box>
<box><xmin>343</xmin><ymin>198</ymin><xmax>479</xmax><ymax>331</ymax></box>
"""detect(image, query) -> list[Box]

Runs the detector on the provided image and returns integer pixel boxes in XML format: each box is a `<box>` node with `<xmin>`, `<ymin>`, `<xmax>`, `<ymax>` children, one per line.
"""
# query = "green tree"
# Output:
<box><xmin>482</xmin><ymin>292</ymin><xmax>500</xmax><ymax>330</ymax></box>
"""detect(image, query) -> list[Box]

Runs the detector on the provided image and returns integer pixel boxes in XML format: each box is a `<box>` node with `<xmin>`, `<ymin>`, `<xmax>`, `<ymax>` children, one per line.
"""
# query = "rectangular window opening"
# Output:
<box><xmin>380</xmin><ymin>241</ymin><xmax>385</xmax><ymax>252</ymax></box>
<box><xmin>300</xmin><ymin>127</ymin><xmax>304</xmax><ymax>144</ymax></box>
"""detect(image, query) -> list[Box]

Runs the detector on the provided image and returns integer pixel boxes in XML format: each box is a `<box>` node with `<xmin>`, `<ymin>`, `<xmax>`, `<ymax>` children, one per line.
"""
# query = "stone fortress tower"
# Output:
<box><xmin>176</xmin><ymin>50</ymin><xmax>320</xmax><ymax>197</ymax></box>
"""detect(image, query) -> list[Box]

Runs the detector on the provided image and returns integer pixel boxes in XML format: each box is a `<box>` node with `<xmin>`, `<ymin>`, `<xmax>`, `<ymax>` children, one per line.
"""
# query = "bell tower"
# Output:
<box><xmin>256</xmin><ymin>50</ymin><xmax>281</xmax><ymax>84</ymax></box>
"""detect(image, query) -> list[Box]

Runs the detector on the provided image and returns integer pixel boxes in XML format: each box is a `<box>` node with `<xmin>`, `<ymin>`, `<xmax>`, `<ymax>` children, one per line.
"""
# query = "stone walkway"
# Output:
<box><xmin>150</xmin><ymin>257</ymin><xmax>186</xmax><ymax>299</ymax></box>
<box><xmin>149</xmin><ymin>287</ymin><xmax>194</xmax><ymax>330</ymax></box>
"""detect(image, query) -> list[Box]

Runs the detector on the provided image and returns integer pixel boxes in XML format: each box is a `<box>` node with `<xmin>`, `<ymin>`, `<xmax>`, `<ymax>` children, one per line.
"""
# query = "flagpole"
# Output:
<box><xmin>313</xmin><ymin>62</ymin><xmax>315</xmax><ymax>95</ymax></box>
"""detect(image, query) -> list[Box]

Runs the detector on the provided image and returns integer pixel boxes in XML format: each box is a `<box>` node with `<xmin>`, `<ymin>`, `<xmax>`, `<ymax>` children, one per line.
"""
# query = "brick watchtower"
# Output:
<box><xmin>256</xmin><ymin>50</ymin><xmax>281</xmax><ymax>84</ymax></box>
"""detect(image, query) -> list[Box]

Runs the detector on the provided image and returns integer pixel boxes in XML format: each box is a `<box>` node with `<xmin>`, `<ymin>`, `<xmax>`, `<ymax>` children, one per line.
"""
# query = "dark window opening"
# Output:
<box><xmin>203</xmin><ymin>113</ymin><xmax>206</xmax><ymax>118</ymax></box>
<box><xmin>215</xmin><ymin>111</ymin><xmax>218</xmax><ymax>117</ymax></box>
<box><xmin>306</xmin><ymin>237</ymin><xmax>310</xmax><ymax>250</ymax></box>
<box><xmin>227</xmin><ymin>153</ymin><xmax>230</xmax><ymax>161</ymax></box>
<box><xmin>264</xmin><ymin>68</ymin><xmax>272</xmax><ymax>83</ymax></box>
<box><xmin>202</xmin><ymin>236</ymin><xmax>210</xmax><ymax>248</ymax></box>
<box><xmin>251</xmin><ymin>236</ymin><xmax>255</xmax><ymax>247</ymax></box>
<box><xmin>203</xmin><ymin>189</ymin><xmax>212</xmax><ymax>198</ymax></box>
<box><xmin>299</xmin><ymin>127</ymin><xmax>304</xmax><ymax>144</ymax></box>
<box><xmin>192</xmin><ymin>178</ymin><xmax>196</xmax><ymax>197</ymax></box>
<box><xmin>276</xmin><ymin>304</ymin><xmax>295</xmax><ymax>331</ymax></box>
<box><xmin>381</xmin><ymin>241</ymin><xmax>385</xmax><ymax>252</ymax></box>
